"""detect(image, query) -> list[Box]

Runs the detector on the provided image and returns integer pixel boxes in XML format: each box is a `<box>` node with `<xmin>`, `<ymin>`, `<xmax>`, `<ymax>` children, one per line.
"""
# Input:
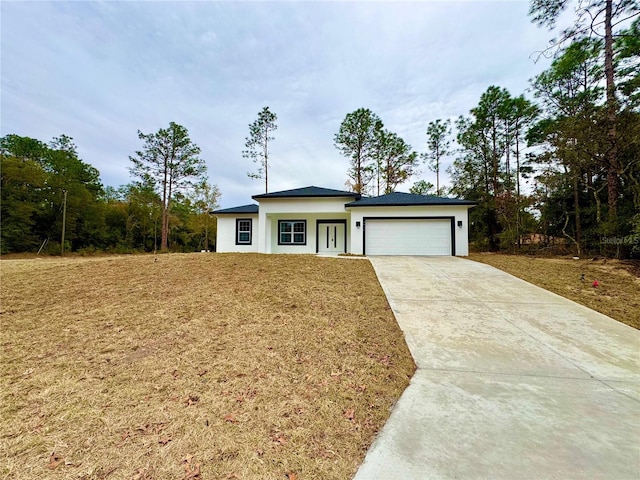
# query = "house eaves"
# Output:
<box><xmin>252</xmin><ymin>186</ymin><xmax>361</xmax><ymax>200</ymax></box>
<box><xmin>346</xmin><ymin>192</ymin><xmax>476</xmax><ymax>207</ymax></box>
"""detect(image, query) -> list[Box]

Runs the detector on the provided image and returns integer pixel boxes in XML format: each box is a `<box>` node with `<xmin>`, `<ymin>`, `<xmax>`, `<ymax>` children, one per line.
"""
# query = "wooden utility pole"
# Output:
<box><xmin>61</xmin><ymin>189</ymin><xmax>68</xmax><ymax>255</ymax></box>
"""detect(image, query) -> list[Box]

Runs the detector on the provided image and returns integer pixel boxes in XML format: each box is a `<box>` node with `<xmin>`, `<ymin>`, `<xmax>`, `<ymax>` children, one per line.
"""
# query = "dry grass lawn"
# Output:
<box><xmin>0</xmin><ymin>253</ymin><xmax>415</xmax><ymax>479</ymax></box>
<box><xmin>469</xmin><ymin>253</ymin><xmax>640</xmax><ymax>330</ymax></box>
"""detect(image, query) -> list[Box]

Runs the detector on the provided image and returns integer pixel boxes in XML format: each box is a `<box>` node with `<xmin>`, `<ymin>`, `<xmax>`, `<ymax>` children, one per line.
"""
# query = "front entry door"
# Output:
<box><xmin>318</xmin><ymin>222</ymin><xmax>345</xmax><ymax>254</ymax></box>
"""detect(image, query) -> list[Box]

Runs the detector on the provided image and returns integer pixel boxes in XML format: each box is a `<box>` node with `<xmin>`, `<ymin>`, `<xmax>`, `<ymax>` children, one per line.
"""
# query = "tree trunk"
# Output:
<box><xmin>356</xmin><ymin>155</ymin><xmax>362</xmax><ymax>194</ymax></box>
<box><xmin>504</xmin><ymin>122</ymin><xmax>511</xmax><ymax>193</ymax></box>
<box><xmin>482</xmin><ymin>146</ymin><xmax>491</xmax><ymax>195</ymax></box>
<box><xmin>515</xmin><ymin>125</ymin><xmax>521</xmax><ymax>251</ymax></box>
<box><xmin>491</xmin><ymin>121</ymin><xmax>499</xmax><ymax>195</ymax></box>
<box><xmin>487</xmin><ymin>206</ymin><xmax>500</xmax><ymax>251</ymax></box>
<box><xmin>165</xmin><ymin>175</ymin><xmax>174</xmax><ymax>250</ymax></box>
<box><xmin>161</xmin><ymin>206</ymin><xmax>169</xmax><ymax>251</ymax></box>
<box><xmin>572</xmin><ymin>168</ymin><xmax>582</xmax><ymax>249</ymax></box>
<box><xmin>265</xmin><ymin>152</ymin><xmax>268</xmax><ymax>194</ymax></box>
<box><xmin>383</xmin><ymin>159</ymin><xmax>388</xmax><ymax>194</ymax></box>
<box><xmin>593</xmin><ymin>188</ymin><xmax>602</xmax><ymax>225</ymax></box>
<box><xmin>264</xmin><ymin>134</ymin><xmax>269</xmax><ymax>194</ymax></box>
<box><xmin>161</xmin><ymin>157</ymin><xmax>169</xmax><ymax>251</ymax></box>
<box><xmin>355</xmin><ymin>140</ymin><xmax>363</xmax><ymax>194</ymax></box>
<box><xmin>562</xmin><ymin>214</ymin><xmax>581</xmax><ymax>257</ymax></box>
<box><xmin>435</xmin><ymin>145</ymin><xmax>440</xmax><ymax>196</ymax></box>
<box><xmin>204</xmin><ymin>219</ymin><xmax>209</xmax><ymax>251</ymax></box>
<box><xmin>604</xmin><ymin>0</ymin><xmax>619</xmax><ymax>225</ymax></box>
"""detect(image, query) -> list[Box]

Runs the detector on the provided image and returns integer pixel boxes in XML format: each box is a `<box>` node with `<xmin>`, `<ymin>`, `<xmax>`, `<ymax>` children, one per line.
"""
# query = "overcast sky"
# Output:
<box><xmin>2</xmin><ymin>1</ymin><xmax>557</xmax><ymax>208</ymax></box>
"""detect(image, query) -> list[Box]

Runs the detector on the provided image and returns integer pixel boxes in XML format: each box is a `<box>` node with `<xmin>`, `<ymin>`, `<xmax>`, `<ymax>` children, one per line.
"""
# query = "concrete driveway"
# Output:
<box><xmin>354</xmin><ymin>256</ymin><xmax>640</xmax><ymax>480</ymax></box>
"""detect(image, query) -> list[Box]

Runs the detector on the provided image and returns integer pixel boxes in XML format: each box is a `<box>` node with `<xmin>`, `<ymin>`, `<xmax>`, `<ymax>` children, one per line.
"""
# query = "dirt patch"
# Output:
<box><xmin>0</xmin><ymin>253</ymin><xmax>415</xmax><ymax>479</ymax></box>
<box><xmin>619</xmin><ymin>260</ymin><xmax>640</xmax><ymax>278</ymax></box>
<box><xmin>469</xmin><ymin>253</ymin><xmax>640</xmax><ymax>330</ymax></box>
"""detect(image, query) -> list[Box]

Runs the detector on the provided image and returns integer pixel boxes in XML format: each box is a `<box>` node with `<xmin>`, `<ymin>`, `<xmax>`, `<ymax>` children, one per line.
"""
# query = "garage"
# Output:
<box><xmin>364</xmin><ymin>218</ymin><xmax>453</xmax><ymax>256</ymax></box>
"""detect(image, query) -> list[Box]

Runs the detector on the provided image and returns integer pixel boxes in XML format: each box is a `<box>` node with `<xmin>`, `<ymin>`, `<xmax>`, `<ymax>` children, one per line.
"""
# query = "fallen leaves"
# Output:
<box><xmin>117</xmin><ymin>431</ymin><xmax>131</xmax><ymax>447</ymax></box>
<box><xmin>223</xmin><ymin>413</ymin><xmax>237</xmax><ymax>423</ymax></box>
<box><xmin>118</xmin><ymin>423</ymin><xmax>169</xmax><ymax>447</ymax></box>
<box><xmin>3</xmin><ymin>254</ymin><xmax>415</xmax><ymax>480</ymax></box>
<box><xmin>47</xmin><ymin>452</ymin><xmax>82</xmax><ymax>471</ymax></box>
<box><xmin>343</xmin><ymin>408</ymin><xmax>356</xmax><ymax>422</ymax></box>
<box><xmin>182</xmin><ymin>455</ymin><xmax>201</xmax><ymax>479</ymax></box>
<box><xmin>379</xmin><ymin>354</ymin><xmax>392</xmax><ymax>366</ymax></box>
<box><xmin>368</xmin><ymin>352</ymin><xmax>393</xmax><ymax>367</ymax></box>
<box><xmin>47</xmin><ymin>452</ymin><xmax>63</xmax><ymax>470</ymax></box>
<box><xmin>271</xmin><ymin>432</ymin><xmax>287</xmax><ymax>446</ymax></box>
<box><xmin>137</xmin><ymin>423</ymin><xmax>166</xmax><ymax>435</ymax></box>
<box><xmin>235</xmin><ymin>388</ymin><xmax>257</xmax><ymax>404</ymax></box>
<box><xmin>131</xmin><ymin>468</ymin><xmax>153</xmax><ymax>480</ymax></box>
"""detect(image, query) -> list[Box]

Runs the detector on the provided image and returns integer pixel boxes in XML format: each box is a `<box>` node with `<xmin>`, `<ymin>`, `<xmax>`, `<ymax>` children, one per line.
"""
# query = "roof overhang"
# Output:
<box><xmin>252</xmin><ymin>186</ymin><xmax>361</xmax><ymax>201</ymax></box>
<box><xmin>345</xmin><ymin>200</ymin><xmax>477</xmax><ymax>208</ymax></box>
<box><xmin>211</xmin><ymin>204</ymin><xmax>259</xmax><ymax>215</ymax></box>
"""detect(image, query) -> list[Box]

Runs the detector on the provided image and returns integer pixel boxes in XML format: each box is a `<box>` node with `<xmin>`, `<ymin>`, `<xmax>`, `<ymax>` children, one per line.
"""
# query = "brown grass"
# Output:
<box><xmin>0</xmin><ymin>253</ymin><xmax>415</xmax><ymax>479</ymax></box>
<box><xmin>469</xmin><ymin>253</ymin><xmax>640</xmax><ymax>330</ymax></box>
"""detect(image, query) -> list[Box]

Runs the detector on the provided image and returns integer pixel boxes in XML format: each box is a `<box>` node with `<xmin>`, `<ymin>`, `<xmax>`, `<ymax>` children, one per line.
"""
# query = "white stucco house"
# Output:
<box><xmin>212</xmin><ymin>186</ymin><xmax>475</xmax><ymax>256</ymax></box>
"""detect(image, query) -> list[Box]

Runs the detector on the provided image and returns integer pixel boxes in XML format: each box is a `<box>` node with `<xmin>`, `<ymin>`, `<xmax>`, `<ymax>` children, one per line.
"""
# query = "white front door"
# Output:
<box><xmin>318</xmin><ymin>223</ymin><xmax>345</xmax><ymax>253</ymax></box>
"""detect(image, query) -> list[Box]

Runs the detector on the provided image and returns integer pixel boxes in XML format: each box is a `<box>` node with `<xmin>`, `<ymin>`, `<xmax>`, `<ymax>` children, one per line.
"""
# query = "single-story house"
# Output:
<box><xmin>212</xmin><ymin>186</ymin><xmax>475</xmax><ymax>256</ymax></box>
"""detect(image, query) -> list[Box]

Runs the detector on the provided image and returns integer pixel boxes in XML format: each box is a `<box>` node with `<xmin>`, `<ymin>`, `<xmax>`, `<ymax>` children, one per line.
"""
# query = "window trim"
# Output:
<box><xmin>278</xmin><ymin>220</ymin><xmax>307</xmax><ymax>246</ymax></box>
<box><xmin>235</xmin><ymin>218</ymin><xmax>253</xmax><ymax>245</ymax></box>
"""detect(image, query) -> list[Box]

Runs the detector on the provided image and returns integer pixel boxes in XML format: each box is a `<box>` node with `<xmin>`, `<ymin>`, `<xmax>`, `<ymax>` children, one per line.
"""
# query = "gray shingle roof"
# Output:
<box><xmin>211</xmin><ymin>204</ymin><xmax>259</xmax><ymax>215</ymax></box>
<box><xmin>252</xmin><ymin>186</ymin><xmax>361</xmax><ymax>200</ymax></box>
<box><xmin>345</xmin><ymin>192</ymin><xmax>476</xmax><ymax>207</ymax></box>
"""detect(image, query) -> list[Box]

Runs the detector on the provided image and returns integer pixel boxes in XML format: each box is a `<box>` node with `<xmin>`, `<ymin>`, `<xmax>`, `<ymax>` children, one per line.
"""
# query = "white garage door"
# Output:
<box><xmin>365</xmin><ymin>218</ymin><xmax>452</xmax><ymax>256</ymax></box>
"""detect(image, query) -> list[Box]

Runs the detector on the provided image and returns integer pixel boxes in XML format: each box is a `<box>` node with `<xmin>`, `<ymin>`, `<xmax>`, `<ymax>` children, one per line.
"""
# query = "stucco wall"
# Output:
<box><xmin>257</xmin><ymin>197</ymin><xmax>354</xmax><ymax>253</ymax></box>
<box><xmin>216</xmin><ymin>215</ymin><xmax>259</xmax><ymax>252</ymax></box>
<box><xmin>257</xmin><ymin>197</ymin><xmax>352</xmax><ymax>214</ymax></box>
<box><xmin>218</xmin><ymin>198</ymin><xmax>472</xmax><ymax>256</ymax></box>
<box><xmin>347</xmin><ymin>205</ymin><xmax>472</xmax><ymax>256</ymax></box>
<box><xmin>264</xmin><ymin>213</ymin><xmax>351</xmax><ymax>254</ymax></box>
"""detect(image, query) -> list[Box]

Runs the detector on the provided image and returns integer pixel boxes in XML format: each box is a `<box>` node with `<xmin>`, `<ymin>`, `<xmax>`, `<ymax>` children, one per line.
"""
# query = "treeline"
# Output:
<box><xmin>3</xmin><ymin>2</ymin><xmax>638</xmax><ymax>258</ymax></box>
<box><xmin>332</xmin><ymin>5</ymin><xmax>639</xmax><ymax>258</ymax></box>
<box><xmin>1</xmin><ymin>127</ymin><xmax>219</xmax><ymax>255</ymax></box>
<box><xmin>450</xmin><ymin>8</ymin><xmax>639</xmax><ymax>257</ymax></box>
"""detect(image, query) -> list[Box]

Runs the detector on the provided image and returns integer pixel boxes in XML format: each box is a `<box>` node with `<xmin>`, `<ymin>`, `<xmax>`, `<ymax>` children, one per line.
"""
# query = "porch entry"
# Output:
<box><xmin>317</xmin><ymin>220</ymin><xmax>346</xmax><ymax>254</ymax></box>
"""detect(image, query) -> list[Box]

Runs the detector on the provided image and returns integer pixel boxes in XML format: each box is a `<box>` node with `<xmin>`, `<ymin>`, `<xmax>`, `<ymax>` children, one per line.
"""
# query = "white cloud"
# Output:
<box><xmin>1</xmin><ymin>0</ymin><xmax>554</xmax><ymax>207</ymax></box>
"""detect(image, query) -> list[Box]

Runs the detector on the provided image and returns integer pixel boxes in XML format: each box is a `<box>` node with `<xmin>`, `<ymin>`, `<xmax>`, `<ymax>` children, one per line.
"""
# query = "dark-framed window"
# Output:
<box><xmin>278</xmin><ymin>220</ymin><xmax>306</xmax><ymax>245</ymax></box>
<box><xmin>236</xmin><ymin>218</ymin><xmax>253</xmax><ymax>245</ymax></box>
